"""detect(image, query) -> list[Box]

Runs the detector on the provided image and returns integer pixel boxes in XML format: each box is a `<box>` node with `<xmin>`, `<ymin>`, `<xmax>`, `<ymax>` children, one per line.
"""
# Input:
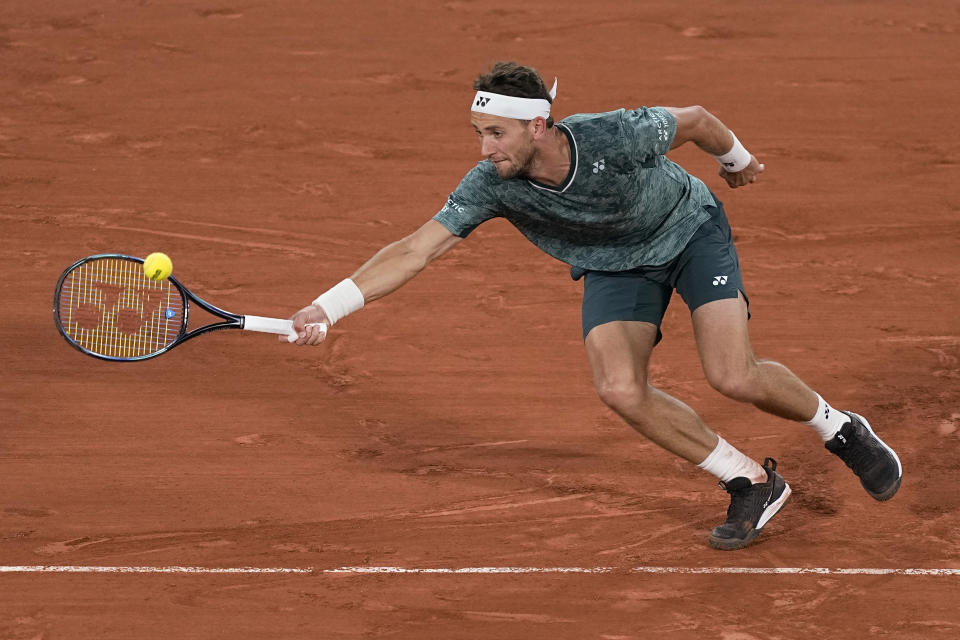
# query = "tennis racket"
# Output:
<box><xmin>53</xmin><ymin>254</ymin><xmax>325</xmax><ymax>361</ymax></box>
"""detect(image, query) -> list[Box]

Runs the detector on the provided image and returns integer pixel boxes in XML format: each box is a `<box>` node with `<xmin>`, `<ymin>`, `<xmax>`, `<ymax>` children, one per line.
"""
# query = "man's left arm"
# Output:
<box><xmin>664</xmin><ymin>106</ymin><xmax>765</xmax><ymax>189</ymax></box>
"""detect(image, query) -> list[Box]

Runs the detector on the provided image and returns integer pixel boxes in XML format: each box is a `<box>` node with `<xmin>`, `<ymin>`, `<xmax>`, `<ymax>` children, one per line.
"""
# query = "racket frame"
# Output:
<box><xmin>54</xmin><ymin>253</ymin><xmax>263</xmax><ymax>362</ymax></box>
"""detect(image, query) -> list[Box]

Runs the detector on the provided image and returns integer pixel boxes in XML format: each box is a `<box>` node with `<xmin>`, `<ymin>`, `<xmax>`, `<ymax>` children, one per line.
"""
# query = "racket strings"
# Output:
<box><xmin>58</xmin><ymin>258</ymin><xmax>185</xmax><ymax>358</ymax></box>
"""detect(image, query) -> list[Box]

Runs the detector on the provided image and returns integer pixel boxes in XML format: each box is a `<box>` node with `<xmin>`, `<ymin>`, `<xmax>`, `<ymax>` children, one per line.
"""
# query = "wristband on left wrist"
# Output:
<box><xmin>714</xmin><ymin>132</ymin><xmax>751</xmax><ymax>173</ymax></box>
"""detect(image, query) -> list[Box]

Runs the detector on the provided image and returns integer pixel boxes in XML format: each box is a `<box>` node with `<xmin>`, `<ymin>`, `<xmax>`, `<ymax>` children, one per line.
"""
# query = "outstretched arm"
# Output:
<box><xmin>285</xmin><ymin>219</ymin><xmax>462</xmax><ymax>345</ymax></box>
<box><xmin>664</xmin><ymin>105</ymin><xmax>765</xmax><ymax>189</ymax></box>
<box><xmin>352</xmin><ymin>219</ymin><xmax>462</xmax><ymax>303</ymax></box>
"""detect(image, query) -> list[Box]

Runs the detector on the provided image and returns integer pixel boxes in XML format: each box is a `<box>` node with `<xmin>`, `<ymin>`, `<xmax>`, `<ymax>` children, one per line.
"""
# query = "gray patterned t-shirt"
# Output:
<box><xmin>432</xmin><ymin>107</ymin><xmax>717</xmax><ymax>271</ymax></box>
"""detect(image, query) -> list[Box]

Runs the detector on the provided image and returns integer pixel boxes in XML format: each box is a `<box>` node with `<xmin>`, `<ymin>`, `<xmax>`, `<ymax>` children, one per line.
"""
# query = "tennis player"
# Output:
<box><xmin>284</xmin><ymin>62</ymin><xmax>902</xmax><ymax>550</ymax></box>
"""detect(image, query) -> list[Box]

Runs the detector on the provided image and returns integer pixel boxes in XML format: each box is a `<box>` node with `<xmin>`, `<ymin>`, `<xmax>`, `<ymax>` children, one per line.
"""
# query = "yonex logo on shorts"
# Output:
<box><xmin>712</xmin><ymin>275</ymin><xmax>728</xmax><ymax>286</ymax></box>
<box><xmin>476</xmin><ymin>97</ymin><xmax>491</xmax><ymax>107</ymax></box>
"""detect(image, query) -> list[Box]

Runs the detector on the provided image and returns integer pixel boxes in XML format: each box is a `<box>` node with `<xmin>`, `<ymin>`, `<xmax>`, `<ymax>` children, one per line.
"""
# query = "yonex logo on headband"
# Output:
<box><xmin>471</xmin><ymin>77</ymin><xmax>558</xmax><ymax>121</ymax></box>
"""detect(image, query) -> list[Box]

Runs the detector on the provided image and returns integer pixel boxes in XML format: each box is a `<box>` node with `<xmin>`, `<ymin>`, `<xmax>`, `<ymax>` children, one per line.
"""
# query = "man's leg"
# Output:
<box><xmin>691</xmin><ymin>293</ymin><xmax>818</xmax><ymax>421</ymax></box>
<box><xmin>585</xmin><ymin>320</ymin><xmax>791</xmax><ymax>549</ymax></box>
<box><xmin>692</xmin><ymin>293</ymin><xmax>902</xmax><ymax>501</ymax></box>
<box><xmin>585</xmin><ymin>320</ymin><xmax>718</xmax><ymax>463</ymax></box>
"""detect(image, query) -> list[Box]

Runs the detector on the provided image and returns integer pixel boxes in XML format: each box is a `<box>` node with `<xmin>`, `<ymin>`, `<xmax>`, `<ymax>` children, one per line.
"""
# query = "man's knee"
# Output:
<box><xmin>585</xmin><ymin>321</ymin><xmax>658</xmax><ymax>416</ymax></box>
<box><xmin>703</xmin><ymin>362</ymin><xmax>758</xmax><ymax>402</ymax></box>
<box><xmin>594</xmin><ymin>377</ymin><xmax>648</xmax><ymax>415</ymax></box>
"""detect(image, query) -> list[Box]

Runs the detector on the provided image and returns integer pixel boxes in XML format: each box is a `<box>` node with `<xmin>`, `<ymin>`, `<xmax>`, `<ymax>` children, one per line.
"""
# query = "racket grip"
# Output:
<box><xmin>243</xmin><ymin>315</ymin><xmax>328</xmax><ymax>342</ymax></box>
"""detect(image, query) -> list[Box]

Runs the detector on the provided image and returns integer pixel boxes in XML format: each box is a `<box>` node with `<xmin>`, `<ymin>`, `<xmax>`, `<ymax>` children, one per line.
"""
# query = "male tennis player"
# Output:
<box><xmin>284</xmin><ymin>62</ymin><xmax>902</xmax><ymax>550</ymax></box>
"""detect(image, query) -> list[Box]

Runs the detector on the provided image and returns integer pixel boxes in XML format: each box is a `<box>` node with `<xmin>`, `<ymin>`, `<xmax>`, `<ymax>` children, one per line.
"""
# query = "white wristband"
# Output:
<box><xmin>312</xmin><ymin>279</ymin><xmax>364</xmax><ymax>326</ymax></box>
<box><xmin>714</xmin><ymin>132</ymin><xmax>752</xmax><ymax>173</ymax></box>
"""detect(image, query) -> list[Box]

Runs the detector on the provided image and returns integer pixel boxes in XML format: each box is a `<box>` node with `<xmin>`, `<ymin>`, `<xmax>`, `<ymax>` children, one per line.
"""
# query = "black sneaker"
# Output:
<box><xmin>708</xmin><ymin>458</ymin><xmax>792</xmax><ymax>551</ymax></box>
<box><xmin>825</xmin><ymin>411</ymin><xmax>902</xmax><ymax>501</ymax></box>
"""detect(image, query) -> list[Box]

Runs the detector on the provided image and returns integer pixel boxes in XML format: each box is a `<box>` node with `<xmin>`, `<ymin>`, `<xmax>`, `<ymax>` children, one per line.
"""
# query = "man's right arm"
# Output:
<box><xmin>351</xmin><ymin>219</ymin><xmax>462</xmax><ymax>304</ymax></box>
<box><xmin>286</xmin><ymin>219</ymin><xmax>462</xmax><ymax>345</ymax></box>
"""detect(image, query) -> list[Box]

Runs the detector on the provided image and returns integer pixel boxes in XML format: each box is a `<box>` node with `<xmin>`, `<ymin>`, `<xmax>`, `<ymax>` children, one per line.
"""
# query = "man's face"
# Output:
<box><xmin>471</xmin><ymin>113</ymin><xmax>535</xmax><ymax>180</ymax></box>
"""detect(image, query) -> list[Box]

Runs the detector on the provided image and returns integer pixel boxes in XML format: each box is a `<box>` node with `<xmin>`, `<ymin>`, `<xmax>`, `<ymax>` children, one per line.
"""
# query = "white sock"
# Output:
<box><xmin>804</xmin><ymin>393</ymin><xmax>848</xmax><ymax>441</ymax></box>
<box><xmin>697</xmin><ymin>436</ymin><xmax>767</xmax><ymax>484</ymax></box>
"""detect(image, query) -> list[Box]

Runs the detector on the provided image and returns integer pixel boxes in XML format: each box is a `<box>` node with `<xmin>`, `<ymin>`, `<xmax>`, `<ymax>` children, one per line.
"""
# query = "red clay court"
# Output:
<box><xmin>2</xmin><ymin>1</ymin><xmax>959</xmax><ymax>638</ymax></box>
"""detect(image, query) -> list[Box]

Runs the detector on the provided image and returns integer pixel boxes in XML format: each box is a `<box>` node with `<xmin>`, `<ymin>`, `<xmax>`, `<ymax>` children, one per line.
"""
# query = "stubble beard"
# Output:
<box><xmin>495</xmin><ymin>143</ymin><xmax>536</xmax><ymax>180</ymax></box>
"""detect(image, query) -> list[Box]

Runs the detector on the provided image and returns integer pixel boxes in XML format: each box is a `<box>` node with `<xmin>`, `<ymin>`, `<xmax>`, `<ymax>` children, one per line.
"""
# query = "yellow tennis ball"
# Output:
<box><xmin>143</xmin><ymin>252</ymin><xmax>173</xmax><ymax>281</ymax></box>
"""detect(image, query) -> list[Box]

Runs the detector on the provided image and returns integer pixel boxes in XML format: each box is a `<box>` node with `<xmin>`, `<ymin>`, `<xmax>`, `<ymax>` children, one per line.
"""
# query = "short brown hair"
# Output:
<box><xmin>474</xmin><ymin>61</ymin><xmax>554</xmax><ymax>128</ymax></box>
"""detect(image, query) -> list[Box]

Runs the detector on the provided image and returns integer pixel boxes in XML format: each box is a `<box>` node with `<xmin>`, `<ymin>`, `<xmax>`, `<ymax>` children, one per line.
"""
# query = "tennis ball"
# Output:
<box><xmin>143</xmin><ymin>252</ymin><xmax>173</xmax><ymax>281</ymax></box>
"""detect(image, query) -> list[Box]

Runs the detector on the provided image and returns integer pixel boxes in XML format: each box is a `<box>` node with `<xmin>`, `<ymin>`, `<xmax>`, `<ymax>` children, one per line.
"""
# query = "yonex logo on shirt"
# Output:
<box><xmin>592</xmin><ymin>159</ymin><xmax>605</xmax><ymax>174</ymax></box>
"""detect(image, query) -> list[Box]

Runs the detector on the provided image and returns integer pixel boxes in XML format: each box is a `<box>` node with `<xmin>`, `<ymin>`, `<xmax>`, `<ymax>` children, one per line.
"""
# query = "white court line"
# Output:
<box><xmin>0</xmin><ymin>566</ymin><xmax>311</xmax><ymax>574</ymax></box>
<box><xmin>1</xmin><ymin>566</ymin><xmax>959</xmax><ymax>576</ymax></box>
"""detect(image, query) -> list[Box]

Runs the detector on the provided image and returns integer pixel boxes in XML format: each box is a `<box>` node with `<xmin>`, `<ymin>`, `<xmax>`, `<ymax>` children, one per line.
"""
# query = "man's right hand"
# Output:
<box><xmin>281</xmin><ymin>304</ymin><xmax>330</xmax><ymax>346</ymax></box>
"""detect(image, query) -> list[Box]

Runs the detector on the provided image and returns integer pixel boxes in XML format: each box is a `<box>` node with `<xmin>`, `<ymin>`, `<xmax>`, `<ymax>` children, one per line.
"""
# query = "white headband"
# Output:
<box><xmin>471</xmin><ymin>77</ymin><xmax>558</xmax><ymax>120</ymax></box>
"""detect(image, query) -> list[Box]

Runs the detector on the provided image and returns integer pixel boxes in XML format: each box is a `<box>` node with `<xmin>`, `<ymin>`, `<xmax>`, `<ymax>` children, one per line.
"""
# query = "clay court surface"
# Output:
<box><xmin>2</xmin><ymin>1</ymin><xmax>959</xmax><ymax>637</ymax></box>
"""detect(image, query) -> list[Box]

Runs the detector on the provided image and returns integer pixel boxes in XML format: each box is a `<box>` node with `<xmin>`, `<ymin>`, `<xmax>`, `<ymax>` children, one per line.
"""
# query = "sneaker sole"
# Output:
<box><xmin>847</xmin><ymin>412</ymin><xmax>903</xmax><ymax>502</ymax></box>
<box><xmin>708</xmin><ymin>482</ymin><xmax>792</xmax><ymax>551</ymax></box>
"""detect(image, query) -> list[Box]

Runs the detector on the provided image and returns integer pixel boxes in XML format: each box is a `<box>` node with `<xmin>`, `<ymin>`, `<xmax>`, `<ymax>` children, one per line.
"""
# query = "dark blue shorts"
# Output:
<box><xmin>573</xmin><ymin>199</ymin><xmax>749</xmax><ymax>342</ymax></box>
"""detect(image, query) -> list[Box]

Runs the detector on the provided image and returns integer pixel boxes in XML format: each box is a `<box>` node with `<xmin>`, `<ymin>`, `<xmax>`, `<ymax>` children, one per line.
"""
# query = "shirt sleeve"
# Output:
<box><xmin>620</xmin><ymin>106</ymin><xmax>677</xmax><ymax>162</ymax></box>
<box><xmin>432</xmin><ymin>163</ymin><xmax>501</xmax><ymax>238</ymax></box>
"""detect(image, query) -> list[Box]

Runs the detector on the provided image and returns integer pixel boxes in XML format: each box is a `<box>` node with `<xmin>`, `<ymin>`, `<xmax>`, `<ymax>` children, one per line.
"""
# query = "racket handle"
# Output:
<box><xmin>243</xmin><ymin>315</ymin><xmax>328</xmax><ymax>342</ymax></box>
